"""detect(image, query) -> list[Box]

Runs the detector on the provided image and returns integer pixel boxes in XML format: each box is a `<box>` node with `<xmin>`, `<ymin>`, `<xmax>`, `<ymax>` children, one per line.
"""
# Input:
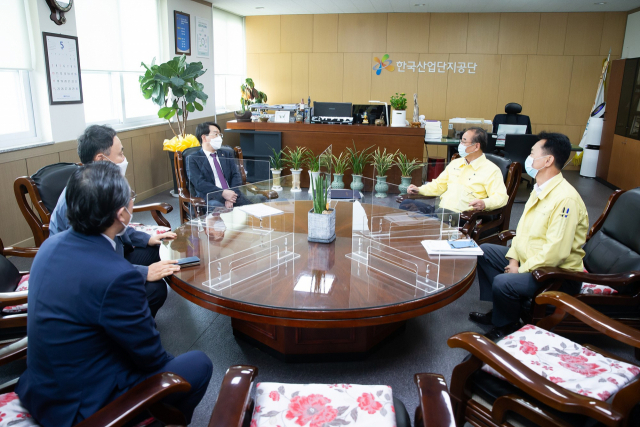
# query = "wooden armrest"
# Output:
<box><xmin>0</xmin><ymin>291</ymin><xmax>28</xmax><ymax>305</ymax></box>
<box><xmin>0</xmin><ymin>337</ymin><xmax>27</xmax><ymax>366</ymax></box>
<box><xmin>2</xmin><ymin>247</ymin><xmax>38</xmax><ymax>258</ymax></box>
<box><xmin>447</xmin><ymin>332</ymin><xmax>621</xmax><ymax>425</ymax></box>
<box><xmin>398</xmin><ymin>194</ymin><xmax>437</xmax><ymax>201</ymax></box>
<box><xmin>532</xmin><ymin>267</ymin><xmax>640</xmax><ymax>287</ymax></box>
<box><xmin>536</xmin><ymin>291</ymin><xmax>640</xmax><ymax>349</ymax></box>
<box><xmin>209</xmin><ymin>365</ymin><xmax>258</xmax><ymax>427</ymax></box>
<box><xmin>75</xmin><ymin>372</ymin><xmax>190</xmax><ymax>427</ymax></box>
<box><xmin>133</xmin><ymin>202</ymin><xmax>173</xmax><ymax>214</ymax></box>
<box><xmin>460</xmin><ymin>207</ymin><xmax>504</xmax><ymax>223</ymax></box>
<box><xmin>498</xmin><ymin>230</ymin><xmax>516</xmax><ymax>242</ymax></box>
<box><xmin>414</xmin><ymin>374</ymin><xmax>454</xmax><ymax>427</ymax></box>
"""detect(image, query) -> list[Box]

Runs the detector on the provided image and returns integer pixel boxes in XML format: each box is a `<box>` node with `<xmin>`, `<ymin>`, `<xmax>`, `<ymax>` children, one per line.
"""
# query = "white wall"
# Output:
<box><xmin>622</xmin><ymin>11</ymin><xmax>640</xmax><ymax>59</ymax></box>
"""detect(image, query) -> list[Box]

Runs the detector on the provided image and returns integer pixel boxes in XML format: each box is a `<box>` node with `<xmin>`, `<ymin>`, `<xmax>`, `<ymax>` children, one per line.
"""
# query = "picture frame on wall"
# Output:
<box><xmin>174</xmin><ymin>11</ymin><xmax>191</xmax><ymax>56</ymax></box>
<box><xmin>42</xmin><ymin>32</ymin><xmax>83</xmax><ymax>105</ymax></box>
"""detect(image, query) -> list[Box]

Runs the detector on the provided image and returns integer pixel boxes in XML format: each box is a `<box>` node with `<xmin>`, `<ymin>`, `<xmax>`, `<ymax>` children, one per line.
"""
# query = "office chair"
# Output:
<box><xmin>502</xmin><ymin>134</ymin><xmax>539</xmax><ymax>191</ymax></box>
<box><xmin>492</xmin><ymin>103</ymin><xmax>532</xmax><ymax>134</ymax></box>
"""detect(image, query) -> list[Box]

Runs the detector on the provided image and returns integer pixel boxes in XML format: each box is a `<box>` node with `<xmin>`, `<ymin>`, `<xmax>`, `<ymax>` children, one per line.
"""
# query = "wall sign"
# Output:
<box><xmin>174</xmin><ymin>11</ymin><xmax>191</xmax><ymax>55</ymax></box>
<box><xmin>195</xmin><ymin>16</ymin><xmax>210</xmax><ymax>58</ymax></box>
<box><xmin>373</xmin><ymin>54</ymin><xmax>478</xmax><ymax>75</ymax></box>
<box><xmin>42</xmin><ymin>32</ymin><xmax>83</xmax><ymax>105</ymax></box>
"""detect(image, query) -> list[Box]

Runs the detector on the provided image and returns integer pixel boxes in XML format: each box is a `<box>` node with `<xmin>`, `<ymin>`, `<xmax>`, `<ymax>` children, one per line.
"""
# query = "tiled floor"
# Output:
<box><xmin>5</xmin><ymin>171</ymin><xmax>633</xmax><ymax>426</ymax></box>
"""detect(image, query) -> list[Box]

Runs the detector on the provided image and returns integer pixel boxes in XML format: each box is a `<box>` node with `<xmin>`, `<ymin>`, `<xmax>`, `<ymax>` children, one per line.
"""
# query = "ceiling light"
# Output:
<box><xmin>594</xmin><ymin>2</ymin><xmax>606</xmax><ymax>4</ymax></box>
<box><xmin>255</xmin><ymin>6</ymin><xmax>264</xmax><ymax>9</ymax></box>
<box><xmin>414</xmin><ymin>3</ymin><xmax>426</xmax><ymax>6</ymax></box>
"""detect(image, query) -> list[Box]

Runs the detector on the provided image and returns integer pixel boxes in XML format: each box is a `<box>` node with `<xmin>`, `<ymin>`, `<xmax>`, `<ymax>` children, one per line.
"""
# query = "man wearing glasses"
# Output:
<box><xmin>49</xmin><ymin>125</ymin><xmax>177</xmax><ymax>317</ymax></box>
<box><xmin>188</xmin><ymin>121</ymin><xmax>266</xmax><ymax>208</ymax></box>
<box><xmin>402</xmin><ymin>127</ymin><xmax>508</xmax><ymax>216</ymax></box>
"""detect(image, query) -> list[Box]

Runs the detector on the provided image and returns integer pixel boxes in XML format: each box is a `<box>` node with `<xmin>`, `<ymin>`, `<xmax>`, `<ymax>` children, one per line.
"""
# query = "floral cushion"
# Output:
<box><xmin>579</xmin><ymin>269</ymin><xmax>618</xmax><ymax>295</ymax></box>
<box><xmin>2</xmin><ymin>275</ymin><xmax>29</xmax><ymax>315</ymax></box>
<box><xmin>0</xmin><ymin>393</ymin><xmax>37</xmax><ymax>426</ymax></box>
<box><xmin>128</xmin><ymin>223</ymin><xmax>170</xmax><ymax>235</ymax></box>
<box><xmin>482</xmin><ymin>324</ymin><xmax>640</xmax><ymax>401</ymax></box>
<box><xmin>250</xmin><ymin>382</ymin><xmax>396</xmax><ymax>427</ymax></box>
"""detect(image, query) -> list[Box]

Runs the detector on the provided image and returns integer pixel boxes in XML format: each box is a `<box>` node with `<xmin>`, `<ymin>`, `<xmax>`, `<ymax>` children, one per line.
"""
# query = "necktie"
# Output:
<box><xmin>210</xmin><ymin>153</ymin><xmax>229</xmax><ymax>190</ymax></box>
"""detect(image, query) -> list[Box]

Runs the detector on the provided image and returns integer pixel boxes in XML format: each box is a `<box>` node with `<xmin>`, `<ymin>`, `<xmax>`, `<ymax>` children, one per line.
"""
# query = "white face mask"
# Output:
<box><xmin>116</xmin><ymin>207</ymin><xmax>131</xmax><ymax>237</ymax></box>
<box><xmin>457</xmin><ymin>143</ymin><xmax>476</xmax><ymax>158</ymax></box>
<box><xmin>525</xmin><ymin>155</ymin><xmax>550</xmax><ymax>179</ymax></box>
<box><xmin>105</xmin><ymin>156</ymin><xmax>128</xmax><ymax>177</ymax></box>
<box><xmin>210</xmin><ymin>136</ymin><xmax>223</xmax><ymax>150</ymax></box>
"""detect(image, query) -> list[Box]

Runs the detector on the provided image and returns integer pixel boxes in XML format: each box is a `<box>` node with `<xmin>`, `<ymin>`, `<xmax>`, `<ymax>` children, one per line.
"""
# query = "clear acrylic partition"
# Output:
<box><xmin>345</xmin><ymin>176</ymin><xmax>461</xmax><ymax>294</ymax></box>
<box><xmin>307</xmin><ymin>145</ymin><xmax>332</xmax><ymax>199</ymax></box>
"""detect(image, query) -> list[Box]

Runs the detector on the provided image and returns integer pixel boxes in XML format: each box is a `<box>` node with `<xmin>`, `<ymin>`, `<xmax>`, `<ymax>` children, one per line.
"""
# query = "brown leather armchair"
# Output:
<box><xmin>448</xmin><ymin>291</ymin><xmax>640</xmax><ymax>427</ymax></box>
<box><xmin>396</xmin><ymin>154</ymin><xmax>522</xmax><ymax>245</ymax></box>
<box><xmin>0</xmin><ymin>338</ymin><xmax>191</xmax><ymax>427</ymax></box>
<box><xmin>14</xmin><ymin>163</ymin><xmax>172</xmax><ymax>246</ymax></box>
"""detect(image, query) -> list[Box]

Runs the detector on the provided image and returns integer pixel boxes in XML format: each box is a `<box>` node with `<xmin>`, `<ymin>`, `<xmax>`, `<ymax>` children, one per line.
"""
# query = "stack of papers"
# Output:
<box><xmin>236</xmin><ymin>204</ymin><xmax>284</xmax><ymax>219</ymax></box>
<box><xmin>424</xmin><ymin>120</ymin><xmax>442</xmax><ymax>142</ymax></box>
<box><xmin>421</xmin><ymin>240</ymin><xmax>484</xmax><ymax>256</ymax></box>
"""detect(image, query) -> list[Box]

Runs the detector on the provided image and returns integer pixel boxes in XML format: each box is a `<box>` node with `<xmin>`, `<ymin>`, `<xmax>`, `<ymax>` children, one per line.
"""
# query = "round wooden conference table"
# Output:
<box><xmin>162</xmin><ymin>200</ymin><xmax>476</xmax><ymax>360</ymax></box>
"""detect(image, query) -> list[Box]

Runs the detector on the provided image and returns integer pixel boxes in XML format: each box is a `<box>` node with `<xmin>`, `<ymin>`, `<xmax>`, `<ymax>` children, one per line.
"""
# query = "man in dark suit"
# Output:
<box><xmin>49</xmin><ymin>125</ymin><xmax>177</xmax><ymax>317</ymax></box>
<box><xmin>188</xmin><ymin>122</ymin><xmax>266</xmax><ymax>208</ymax></box>
<box><xmin>15</xmin><ymin>162</ymin><xmax>213</xmax><ymax>426</ymax></box>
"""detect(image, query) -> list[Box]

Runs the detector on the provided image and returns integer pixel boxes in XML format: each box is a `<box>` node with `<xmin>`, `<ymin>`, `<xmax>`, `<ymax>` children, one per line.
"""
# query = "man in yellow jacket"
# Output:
<box><xmin>403</xmin><ymin>127</ymin><xmax>508</xmax><ymax>215</ymax></box>
<box><xmin>470</xmin><ymin>132</ymin><xmax>588</xmax><ymax>341</ymax></box>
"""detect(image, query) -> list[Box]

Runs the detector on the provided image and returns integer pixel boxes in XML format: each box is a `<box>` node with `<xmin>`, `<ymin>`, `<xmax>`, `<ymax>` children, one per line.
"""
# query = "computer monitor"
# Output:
<box><xmin>496</xmin><ymin>124</ymin><xmax>527</xmax><ymax>144</ymax></box>
<box><xmin>352</xmin><ymin>104</ymin><xmax>391</xmax><ymax>125</ymax></box>
<box><xmin>313</xmin><ymin>102</ymin><xmax>352</xmax><ymax>118</ymax></box>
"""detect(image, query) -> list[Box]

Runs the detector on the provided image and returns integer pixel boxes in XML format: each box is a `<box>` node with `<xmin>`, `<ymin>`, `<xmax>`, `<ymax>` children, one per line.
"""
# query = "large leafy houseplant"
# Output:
<box><xmin>241</xmin><ymin>78</ymin><xmax>267</xmax><ymax>112</ymax></box>
<box><xmin>139</xmin><ymin>56</ymin><xmax>208</xmax><ymax>141</ymax></box>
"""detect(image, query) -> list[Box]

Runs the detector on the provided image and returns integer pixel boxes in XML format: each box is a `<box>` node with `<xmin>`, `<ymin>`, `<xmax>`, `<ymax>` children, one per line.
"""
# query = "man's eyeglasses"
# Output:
<box><xmin>130</xmin><ymin>190</ymin><xmax>137</xmax><ymax>204</ymax></box>
<box><xmin>210</xmin><ymin>132</ymin><xmax>223</xmax><ymax>138</ymax></box>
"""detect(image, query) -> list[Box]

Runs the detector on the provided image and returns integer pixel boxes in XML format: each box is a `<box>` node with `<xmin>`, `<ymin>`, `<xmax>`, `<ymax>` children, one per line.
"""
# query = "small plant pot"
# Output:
<box><xmin>271</xmin><ymin>168</ymin><xmax>282</xmax><ymax>191</ymax></box>
<box><xmin>291</xmin><ymin>169</ymin><xmax>302</xmax><ymax>192</ymax></box>
<box><xmin>375</xmin><ymin>176</ymin><xmax>389</xmax><ymax>198</ymax></box>
<box><xmin>308</xmin><ymin>170</ymin><xmax>321</xmax><ymax>193</ymax></box>
<box><xmin>391</xmin><ymin>110</ymin><xmax>407</xmax><ymax>127</ymax></box>
<box><xmin>332</xmin><ymin>173</ymin><xmax>345</xmax><ymax>189</ymax></box>
<box><xmin>350</xmin><ymin>174</ymin><xmax>364</xmax><ymax>192</ymax></box>
<box><xmin>234</xmin><ymin>110</ymin><xmax>252</xmax><ymax>122</ymax></box>
<box><xmin>399</xmin><ymin>176</ymin><xmax>412</xmax><ymax>195</ymax></box>
<box><xmin>308</xmin><ymin>208</ymin><xmax>336</xmax><ymax>243</ymax></box>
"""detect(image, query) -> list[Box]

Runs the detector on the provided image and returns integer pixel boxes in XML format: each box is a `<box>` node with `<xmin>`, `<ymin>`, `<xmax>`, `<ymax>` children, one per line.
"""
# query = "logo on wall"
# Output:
<box><xmin>373</xmin><ymin>54</ymin><xmax>394</xmax><ymax>75</ymax></box>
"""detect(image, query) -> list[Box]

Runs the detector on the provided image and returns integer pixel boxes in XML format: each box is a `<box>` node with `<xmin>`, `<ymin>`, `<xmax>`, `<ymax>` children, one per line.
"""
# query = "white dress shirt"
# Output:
<box><xmin>533</xmin><ymin>176</ymin><xmax>553</xmax><ymax>195</ymax></box>
<box><xmin>202</xmin><ymin>148</ymin><xmax>225</xmax><ymax>189</ymax></box>
<box><xmin>101</xmin><ymin>234</ymin><xmax>116</xmax><ymax>251</ymax></box>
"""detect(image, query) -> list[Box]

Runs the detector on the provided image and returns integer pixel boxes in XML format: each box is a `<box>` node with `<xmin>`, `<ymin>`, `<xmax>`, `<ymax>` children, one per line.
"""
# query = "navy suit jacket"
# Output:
<box><xmin>186</xmin><ymin>149</ymin><xmax>243</xmax><ymax>203</ymax></box>
<box><xmin>15</xmin><ymin>230</ymin><xmax>172</xmax><ymax>426</ymax></box>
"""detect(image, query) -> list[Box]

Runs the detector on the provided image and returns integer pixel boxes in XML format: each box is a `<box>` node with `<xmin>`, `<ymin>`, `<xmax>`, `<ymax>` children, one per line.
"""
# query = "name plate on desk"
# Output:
<box><xmin>274</xmin><ymin>111</ymin><xmax>290</xmax><ymax>123</ymax></box>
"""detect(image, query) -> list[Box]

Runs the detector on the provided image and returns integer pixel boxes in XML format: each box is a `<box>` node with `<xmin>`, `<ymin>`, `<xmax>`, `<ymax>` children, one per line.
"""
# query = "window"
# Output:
<box><xmin>75</xmin><ymin>0</ymin><xmax>162</xmax><ymax>128</ymax></box>
<box><xmin>0</xmin><ymin>0</ymin><xmax>37</xmax><ymax>146</ymax></box>
<box><xmin>213</xmin><ymin>8</ymin><xmax>245</xmax><ymax>113</ymax></box>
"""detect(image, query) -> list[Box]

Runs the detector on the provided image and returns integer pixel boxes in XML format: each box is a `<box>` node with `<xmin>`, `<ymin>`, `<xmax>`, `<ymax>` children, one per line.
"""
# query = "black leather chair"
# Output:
<box><xmin>503</xmin><ymin>133</ymin><xmax>539</xmax><ymax>191</ymax></box>
<box><xmin>492</xmin><ymin>103</ymin><xmax>532</xmax><ymax>134</ymax></box>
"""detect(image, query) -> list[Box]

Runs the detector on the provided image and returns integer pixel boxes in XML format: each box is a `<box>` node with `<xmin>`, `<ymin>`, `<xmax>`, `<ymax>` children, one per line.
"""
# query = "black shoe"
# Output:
<box><xmin>484</xmin><ymin>322</ymin><xmax>521</xmax><ymax>342</ymax></box>
<box><xmin>469</xmin><ymin>310</ymin><xmax>493</xmax><ymax>325</ymax></box>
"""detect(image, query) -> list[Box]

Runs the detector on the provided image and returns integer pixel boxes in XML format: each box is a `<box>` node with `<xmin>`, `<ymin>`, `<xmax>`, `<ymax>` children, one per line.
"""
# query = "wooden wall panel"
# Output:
<box><xmin>498</xmin><ymin>13</ymin><xmax>540</xmax><ymax>54</ymax></box>
<box><xmin>496</xmin><ymin>55</ymin><xmax>528</xmax><ymax>114</ymax></box>
<box><xmin>343</xmin><ymin>53</ymin><xmax>372</xmax><ymax>104</ymax></box>
<box><xmin>537</xmin><ymin>13</ymin><xmax>567</xmax><ymax>55</ymax></box>
<box><xmin>523</xmin><ymin>55</ymin><xmax>574</xmax><ymax>125</ymax></box>
<box><xmin>429</xmin><ymin>14</ymin><xmax>468</xmax><ymax>54</ymax></box>
<box><xmin>292</xmin><ymin>53</ymin><xmax>309</xmax><ymax>101</ymax></box>
<box><xmin>566</xmin><ymin>55</ymin><xmax>607</xmax><ymax>125</ymax></box>
<box><xmin>309</xmin><ymin>53</ymin><xmax>344</xmax><ymax>102</ymax></box>
<box><xmin>0</xmin><ymin>160</ymin><xmax>30</xmax><ymax>245</ymax></box>
<box><xmin>466</xmin><ymin>13</ymin><xmax>500</xmax><ymax>54</ymax></box>
<box><xmin>259</xmin><ymin>53</ymin><xmax>292</xmax><ymax>104</ymax></box>
<box><xmin>417</xmin><ymin>54</ymin><xmax>450</xmax><ymax>120</ymax></box>
<box><xmin>446</xmin><ymin>54</ymin><xmax>501</xmax><ymax>120</ymax></box>
<box><xmin>564</xmin><ymin>13</ymin><xmax>604</xmax><ymax>56</ymax></box>
<box><xmin>246</xmin><ymin>54</ymin><xmax>260</xmax><ymax>84</ymax></box>
<box><xmin>131</xmin><ymin>135</ymin><xmax>152</xmax><ymax>194</ymax></box>
<box><xmin>313</xmin><ymin>14</ymin><xmax>338</xmax><ymax>52</ymax></box>
<box><xmin>59</xmin><ymin>149</ymin><xmax>79</xmax><ymax>163</ymax></box>
<box><xmin>26</xmin><ymin>153</ymin><xmax>60</xmax><ymax>175</ymax></box>
<box><xmin>281</xmin><ymin>15</ymin><xmax>313</xmax><ymax>53</ymax></box>
<box><xmin>386</xmin><ymin>13</ymin><xmax>429</xmax><ymax>53</ymax></box>
<box><xmin>600</xmin><ymin>12</ymin><xmax>627</xmax><ymax>56</ymax></box>
<box><xmin>148</xmin><ymin>131</ymin><xmax>169</xmax><ymax>189</ymax></box>
<box><xmin>337</xmin><ymin>14</ymin><xmax>387</xmax><ymax>53</ymax></box>
<box><xmin>369</xmin><ymin>53</ymin><xmax>420</xmax><ymax>112</ymax></box>
<box><xmin>246</xmin><ymin>16</ymin><xmax>281</xmax><ymax>54</ymax></box>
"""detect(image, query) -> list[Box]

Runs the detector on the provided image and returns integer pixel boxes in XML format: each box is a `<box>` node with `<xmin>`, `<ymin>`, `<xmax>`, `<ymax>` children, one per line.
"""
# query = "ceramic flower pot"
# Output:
<box><xmin>332</xmin><ymin>173</ymin><xmax>345</xmax><ymax>189</ymax></box>
<box><xmin>291</xmin><ymin>169</ymin><xmax>302</xmax><ymax>192</ymax></box>
<box><xmin>350</xmin><ymin>174</ymin><xmax>364</xmax><ymax>192</ymax></box>
<box><xmin>375</xmin><ymin>176</ymin><xmax>389</xmax><ymax>198</ymax></box>
<box><xmin>234</xmin><ymin>110</ymin><xmax>252</xmax><ymax>122</ymax></box>
<box><xmin>391</xmin><ymin>110</ymin><xmax>407</xmax><ymax>127</ymax></box>
<box><xmin>308</xmin><ymin>170</ymin><xmax>320</xmax><ymax>193</ymax></box>
<box><xmin>271</xmin><ymin>168</ymin><xmax>282</xmax><ymax>191</ymax></box>
<box><xmin>399</xmin><ymin>176</ymin><xmax>412</xmax><ymax>195</ymax></box>
<box><xmin>308</xmin><ymin>208</ymin><xmax>336</xmax><ymax>243</ymax></box>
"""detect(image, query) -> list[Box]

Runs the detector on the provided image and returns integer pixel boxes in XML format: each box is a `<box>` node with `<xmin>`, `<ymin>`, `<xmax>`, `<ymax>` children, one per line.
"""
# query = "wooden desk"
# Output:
<box><xmin>226</xmin><ymin>121</ymin><xmax>424</xmax><ymax>191</ymax></box>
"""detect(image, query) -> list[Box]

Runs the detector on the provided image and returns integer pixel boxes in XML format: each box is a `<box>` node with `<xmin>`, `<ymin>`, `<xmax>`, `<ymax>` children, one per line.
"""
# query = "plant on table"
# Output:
<box><xmin>312</xmin><ymin>175</ymin><xmax>329</xmax><ymax>214</ymax></box>
<box><xmin>395</xmin><ymin>152</ymin><xmax>422</xmax><ymax>194</ymax></box>
<box><xmin>372</xmin><ymin>148</ymin><xmax>398</xmax><ymax>177</ymax></box>
<box><xmin>346</xmin><ymin>142</ymin><xmax>374</xmax><ymax>176</ymax></box>
<box><xmin>269</xmin><ymin>147</ymin><xmax>283</xmax><ymax>170</ymax></box>
<box><xmin>304</xmin><ymin>151</ymin><xmax>321</xmax><ymax>172</ymax></box>
<box><xmin>282</xmin><ymin>146</ymin><xmax>307</xmax><ymax>171</ymax></box>
<box><xmin>332</xmin><ymin>152</ymin><xmax>350</xmax><ymax>175</ymax></box>
<box><xmin>390</xmin><ymin>92</ymin><xmax>407</xmax><ymax>111</ymax></box>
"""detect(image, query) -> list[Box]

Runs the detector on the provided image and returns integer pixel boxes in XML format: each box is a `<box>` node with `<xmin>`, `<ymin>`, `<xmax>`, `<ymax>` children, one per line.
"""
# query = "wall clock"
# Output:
<box><xmin>45</xmin><ymin>0</ymin><xmax>73</xmax><ymax>25</ymax></box>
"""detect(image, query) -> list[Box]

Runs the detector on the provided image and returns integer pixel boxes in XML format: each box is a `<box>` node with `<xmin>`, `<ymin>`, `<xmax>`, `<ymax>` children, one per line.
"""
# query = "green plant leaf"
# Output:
<box><xmin>181</xmin><ymin>62</ymin><xmax>203</xmax><ymax>80</ymax></box>
<box><xmin>170</xmin><ymin>76</ymin><xmax>185</xmax><ymax>86</ymax></box>
<box><xmin>196</xmin><ymin>91</ymin><xmax>208</xmax><ymax>101</ymax></box>
<box><xmin>172</xmin><ymin>87</ymin><xmax>184</xmax><ymax>97</ymax></box>
<box><xmin>184</xmin><ymin>91</ymin><xmax>197</xmax><ymax>103</ymax></box>
<box><xmin>157</xmin><ymin>106</ymin><xmax>172</xmax><ymax>118</ymax></box>
<box><xmin>186</xmin><ymin>103</ymin><xmax>195</xmax><ymax>113</ymax></box>
<box><xmin>194</xmin><ymin>101</ymin><xmax>203</xmax><ymax>111</ymax></box>
<box><xmin>178</xmin><ymin>108</ymin><xmax>183</xmax><ymax>116</ymax></box>
<box><xmin>164</xmin><ymin>109</ymin><xmax>176</xmax><ymax>120</ymax></box>
<box><xmin>153</xmin><ymin>73</ymin><xmax>170</xmax><ymax>83</ymax></box>
<box><xmin>177</xmin><ymin>55</ymin><xmax>187</xmax><ymax>70</ymax></box>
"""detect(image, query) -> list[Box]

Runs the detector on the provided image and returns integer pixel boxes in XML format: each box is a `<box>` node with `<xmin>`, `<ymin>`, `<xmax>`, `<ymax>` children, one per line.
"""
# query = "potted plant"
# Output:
<box><xmin>346</xmin><ymin>142</ymin><xmax>373</xmax><ymax>192</ymax></box>
<box><xmin>390</xmin><ymin>92</ymin><xmax>407</xmax><ymax>127</ymax></box>
<box><xmin>282</xmin><ymin>146</ymin><xmax>307</xmax><ymax>192</ymax></box>
<box><xmin>238</xmin><ymin>78</ymin><xmax>267</xmax><ymax>121</ymax></box>
<box><xmin>331</xmin><ymin>152</ymin><xmax>350</xmax><ymax>189</ymax></box>
<box><xmin>396</xmin><ymin>152</ymin><xmax>422</xmax><ymax>195</ymax></box>
<box><xmin>308</xmin><ymin>175</ymin><xmax>335</xmax><ymax>243</ymax></box>
<box><xmin>372</xmin><ymin>148</ymin><xmax>398</xmax><ymax>198</ymax></box>
<box><xmin>304</xmin><ymin>151</ymin><xmax>321</xmax><ymax>193</ymax></box>
<box><xmin>269</xmin><ymin>147</ymin><xmax>283</xmax><ymax>191</ymax></box>
<box><xmin>139</xmin><ymin>55</ymin><xmax>207</xmax><ymax>195</ymax></box>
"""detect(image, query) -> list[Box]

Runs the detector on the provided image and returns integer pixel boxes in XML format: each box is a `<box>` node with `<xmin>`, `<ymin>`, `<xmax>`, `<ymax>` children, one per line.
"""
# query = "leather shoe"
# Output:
<box><xmin>484</xmin><ymin>322</ymin><xmax>522</xmax><ymax>342</ymax></box>
<box><xmin>469</xmin><ymin>310</ymin><xmax>493</xmax><ymax>325</ymax></box>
